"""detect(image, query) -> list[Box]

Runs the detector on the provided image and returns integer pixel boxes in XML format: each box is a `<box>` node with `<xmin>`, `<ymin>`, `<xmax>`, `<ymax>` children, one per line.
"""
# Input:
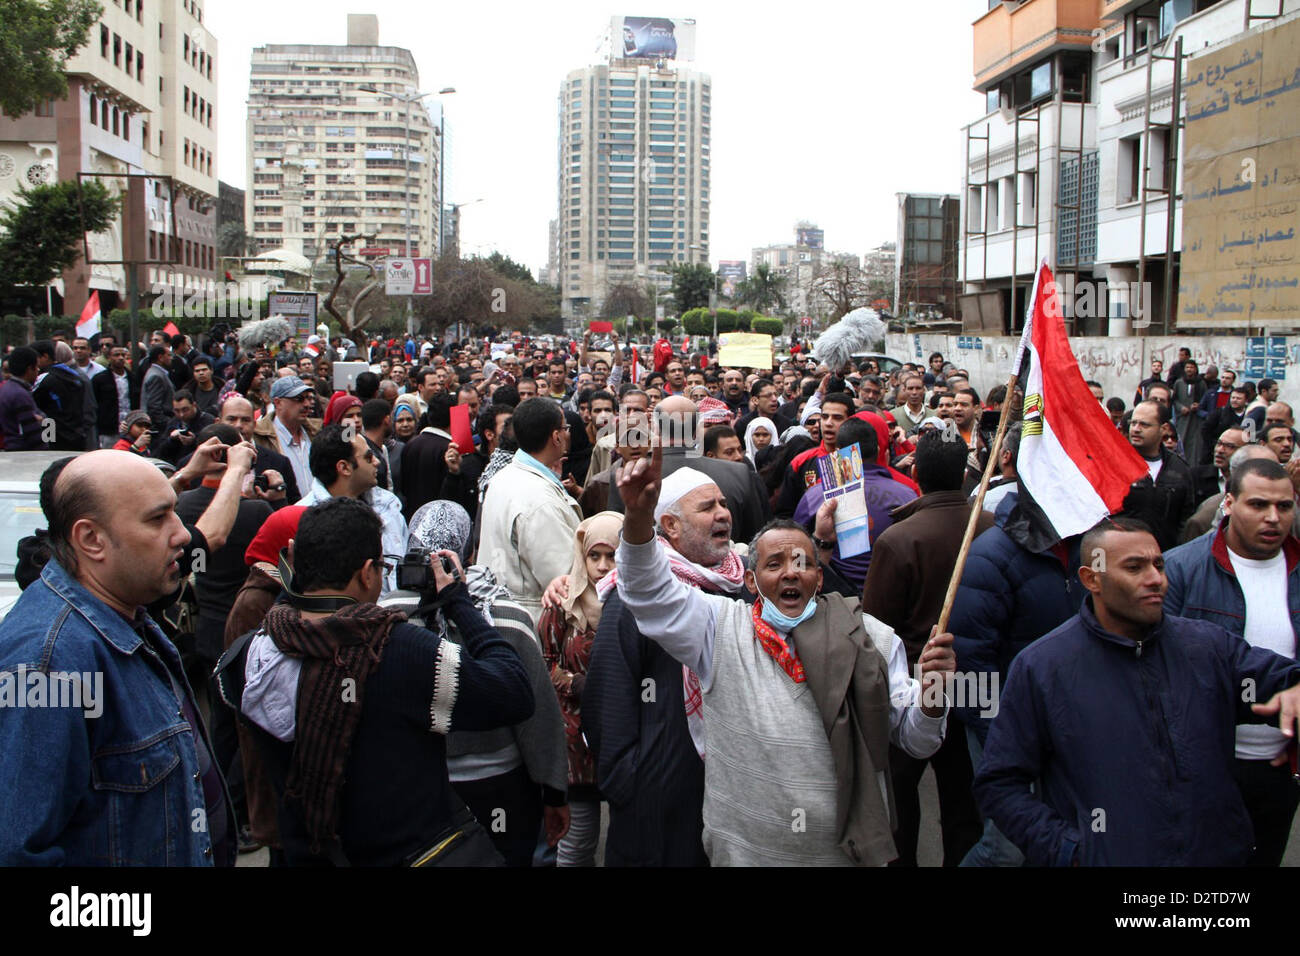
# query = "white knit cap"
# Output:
<box><xmin>654</xmin><ymin>467</ymin><xmax>716</xmax><ymax>523</ymax></box>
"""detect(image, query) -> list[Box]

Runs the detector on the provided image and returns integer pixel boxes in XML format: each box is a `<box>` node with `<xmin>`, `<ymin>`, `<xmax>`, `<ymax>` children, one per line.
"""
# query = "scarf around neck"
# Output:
<box><xmin>263</xmin><ymin>601</ymin><xmax>407</xmax><ymax>856</ymax></box>
<box><xmin>598</xmin><ymin>537</ymin><xmax>746</xmax><ymax>760</ymax></box>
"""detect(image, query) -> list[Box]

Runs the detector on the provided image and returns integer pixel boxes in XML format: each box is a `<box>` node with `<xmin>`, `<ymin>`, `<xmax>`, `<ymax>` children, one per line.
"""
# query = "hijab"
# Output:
<box><xmin>407</xmin><ymin>499</ymin><xmax>474</xmax><ymax>562</ymax></box>
<box><xmin>560</xmin><ymin>510</ymin><xmax>624</xmax><ymax>633</ymax></box>
<box><xmin>743</xmin><ymin>416</ymin><xmax>780</xmax><ymax>462</ymax></box>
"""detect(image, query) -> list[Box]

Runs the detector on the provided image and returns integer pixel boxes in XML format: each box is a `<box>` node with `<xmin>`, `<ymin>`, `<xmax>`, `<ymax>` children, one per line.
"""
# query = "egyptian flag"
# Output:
<box><xmin>76</xmin><ymin>291</ymin><xmax>101</xmax><ymax>339</ymax></box>
<box><xmin>1012</xmin><ymin>260</ymin><xmax>1147</xmax><ymax>550</ymax></box>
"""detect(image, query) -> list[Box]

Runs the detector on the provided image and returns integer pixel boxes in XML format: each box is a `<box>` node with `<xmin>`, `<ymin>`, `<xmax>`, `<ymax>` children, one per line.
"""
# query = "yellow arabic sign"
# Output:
<box><xmin>717</xmin><ymin>332</ymin><xmax>774</xmax><ymax>369</ymax></box>
<box><xmin>1179</xmin><ymin>17</ymin><xmax>1300</xmax><ymax>328</ymax></box>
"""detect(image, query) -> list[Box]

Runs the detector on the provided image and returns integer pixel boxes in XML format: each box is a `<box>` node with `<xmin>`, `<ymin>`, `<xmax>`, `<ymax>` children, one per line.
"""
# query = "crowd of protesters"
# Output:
<box><xmin>1</xmin><ymin>322</ymin><xmax>1298</xmax><ymax>869</ymax></box>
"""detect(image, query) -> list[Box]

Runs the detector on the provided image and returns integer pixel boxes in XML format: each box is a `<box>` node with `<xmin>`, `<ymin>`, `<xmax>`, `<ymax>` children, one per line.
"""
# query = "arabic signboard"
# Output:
<box><xmin>1178</xmin><ymin>17</ymin><xmax>1300</xmax><ymax>328</ymax></box>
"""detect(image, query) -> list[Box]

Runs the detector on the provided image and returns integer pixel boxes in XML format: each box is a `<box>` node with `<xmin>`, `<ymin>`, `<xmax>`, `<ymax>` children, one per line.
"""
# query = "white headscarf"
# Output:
<box><xmin>743</xmin><ymin>416</ymin><xmax>780</xmax><ymax>462</ymax></box>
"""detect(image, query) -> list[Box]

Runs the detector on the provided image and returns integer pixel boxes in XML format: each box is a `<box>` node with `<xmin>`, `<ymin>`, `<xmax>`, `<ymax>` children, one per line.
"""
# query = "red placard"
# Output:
<box><xmin>450</xmin><ymin>403</ymin><xmax>475</xmax><ymax>454</ymax></box>
<box><xmin>588</xmin><ymin>320</ymin><xmax>613</xmax><ymax>333</ymax></box>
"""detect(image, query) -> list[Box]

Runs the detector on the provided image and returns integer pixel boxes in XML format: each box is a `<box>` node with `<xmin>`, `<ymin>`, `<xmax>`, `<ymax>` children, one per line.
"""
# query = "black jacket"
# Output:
<box><xmin>1121</xmin><ymin>447</ymin><xmax>1196</xmax><ymax>550</ymax></box>
<box><xmin>91</xmin><ymin>366</ymin><xmax>140</xmax><ymax>437</ymax></box>
<box><xmin>156</xmin><ymin>412</ymin><xmax>216</xmax><ymax>464</ymax></box>
<box><xmin>583</xmin><ymin>591</ymin><xmax>708</xmax><ymax>867</ymax></box>
<box><xmin>32</xmin><ymin>365</ymin><xmax>87</xmax><ymax>450</ymax></box>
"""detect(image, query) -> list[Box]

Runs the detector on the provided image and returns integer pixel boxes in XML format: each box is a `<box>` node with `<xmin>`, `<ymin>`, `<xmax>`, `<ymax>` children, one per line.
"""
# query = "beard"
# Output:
<box><xmin>674</xmin><ymin>519</ymin><xmax>732</xmax><ymax>567</ymax></box>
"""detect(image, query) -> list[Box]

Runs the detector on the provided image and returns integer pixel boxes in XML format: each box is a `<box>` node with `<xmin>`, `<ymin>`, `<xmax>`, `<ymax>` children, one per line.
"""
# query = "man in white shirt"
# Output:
<box><xmin>1164</xmin><ymin>456</ymin><xmax>1300</xmax><ymax>865</ymax></box>
<box><xmin>614</xmin><ymin>442</ymin><xmax>955</xmax><ymax>865</ymax></box>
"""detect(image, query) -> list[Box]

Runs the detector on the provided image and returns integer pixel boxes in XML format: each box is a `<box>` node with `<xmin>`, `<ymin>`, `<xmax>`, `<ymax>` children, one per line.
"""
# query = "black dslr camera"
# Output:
<box><xmin>397</xmin><ymin>547</ymin><xmax>459</xmax><ymax>592</ymax></box>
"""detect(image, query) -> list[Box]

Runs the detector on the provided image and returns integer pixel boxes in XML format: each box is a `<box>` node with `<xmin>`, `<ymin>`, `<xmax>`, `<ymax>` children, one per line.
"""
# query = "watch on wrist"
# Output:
<box><xmin>812</xmin><ymin>534</ymin><xmax>834</xmax><ymax>552</ymax></box>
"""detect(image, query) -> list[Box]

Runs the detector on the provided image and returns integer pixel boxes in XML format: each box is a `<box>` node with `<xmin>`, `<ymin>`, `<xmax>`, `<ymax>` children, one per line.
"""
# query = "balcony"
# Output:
<box><xmin>974</xmin><ymin>0</ymin><xmax>1104</xmax><ymax>90</ymax></box>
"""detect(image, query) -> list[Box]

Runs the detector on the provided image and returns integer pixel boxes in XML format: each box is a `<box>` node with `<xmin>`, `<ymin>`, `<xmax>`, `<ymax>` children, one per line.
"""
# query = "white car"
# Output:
<box><xmin>0</xmin><ymin>451</ymin><xmax>84</xmax><ymax>620</ymax></box>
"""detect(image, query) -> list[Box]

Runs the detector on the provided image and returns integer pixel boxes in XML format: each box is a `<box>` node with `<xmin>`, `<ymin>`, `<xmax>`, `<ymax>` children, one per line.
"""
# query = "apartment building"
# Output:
<box><xmin>752</xmin><ymin>225</ymin><xmax>861</xmax><ymax>319</ymax></box>
<box><xmin>556</xmin><ymin>47</ymin><xmax>712</xmax><ymax>319</ymax></box>
<box><xmin>959</xmin><ymin>0</ymin><xmax>1300</xmax><ymax>336</ymax></box>
<box><xmin>0</xmin><ymin>0</ymin><xmax>219</xmax><ymax>317</ymax></box>
<box><xmin>246</xmin><ymin>14</ymin><xmax>442</xmax><ymax>266</ymax></box>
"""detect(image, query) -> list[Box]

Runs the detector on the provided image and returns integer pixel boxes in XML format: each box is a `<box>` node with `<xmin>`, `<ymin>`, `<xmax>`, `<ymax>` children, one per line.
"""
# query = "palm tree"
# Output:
<box><xmin>736</xmin><ymin>263</ymin><xmax>788</xmax><ymax>315</ymax></box>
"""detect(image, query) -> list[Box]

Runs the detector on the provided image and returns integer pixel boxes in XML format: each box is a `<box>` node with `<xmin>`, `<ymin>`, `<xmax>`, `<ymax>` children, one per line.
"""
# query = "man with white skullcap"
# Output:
<box><xmin>581</xmin><ymin>466</ymin><xmax>745</xmax><ymax>866</ymax></box>
<box><xmin>612</xmin><ymin>442</ymin><xmax>957</xmax><ymax>866</ymax></box>
<box><xmin>606</xmin><ymin>395</ymin><xmax>771</xmax><ymax>543</ymax></box>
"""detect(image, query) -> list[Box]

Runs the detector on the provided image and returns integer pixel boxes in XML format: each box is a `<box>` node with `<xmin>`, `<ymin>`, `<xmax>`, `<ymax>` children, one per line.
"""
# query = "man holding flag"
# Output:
<box><xmin>948</xmin><ymin>261</ymin><xmax>1149</xmax><ymax>866</ymax></box>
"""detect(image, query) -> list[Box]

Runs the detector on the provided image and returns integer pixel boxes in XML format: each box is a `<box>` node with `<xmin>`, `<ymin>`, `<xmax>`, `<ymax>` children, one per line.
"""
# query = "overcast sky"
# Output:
<box><xmin>209</xmin><ymin>0</ymin><xmax>988</xmax><ymax>273</ymax></box>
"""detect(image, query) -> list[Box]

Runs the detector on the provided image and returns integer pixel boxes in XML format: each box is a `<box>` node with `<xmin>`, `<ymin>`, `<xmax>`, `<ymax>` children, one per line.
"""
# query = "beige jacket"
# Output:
<box><xmin>477</xmin><ymin>458</ymin><xmax>582</xmax><ymax>627</ymax></box>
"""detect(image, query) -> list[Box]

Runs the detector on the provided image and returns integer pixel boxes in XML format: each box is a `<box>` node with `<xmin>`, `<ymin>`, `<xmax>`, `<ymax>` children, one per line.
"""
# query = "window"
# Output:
<box><xmin>1018</xmin><ymin>171</ymin><xmax>1036</xmax><ymax>226</ymax></box>
<box><xmin>113</xmin><ymin>33</ymin><xmax>121</xmax><ymax>67</ymax></box>
<box><xmin>1118</xmin><ymin>135</ymin><xmax>1141</xmax><ymax>203</ymax></box>
<box><xmin>137</xmin><ymin>51</ymin><xmax>144</xmax><ymax>80</ymax></box>
<box><xmin>101</xmin><ymin>25</ymin><xmax>109</xmax><ymax>59</ymax></box>
<box><xmin>967</xmin><ymin>185</ymin><xmax>984</xmax><ymax>233</ymax></box>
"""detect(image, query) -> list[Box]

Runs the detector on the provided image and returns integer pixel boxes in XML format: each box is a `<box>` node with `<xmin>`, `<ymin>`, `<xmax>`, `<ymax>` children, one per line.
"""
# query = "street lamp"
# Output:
<box><xmin>359</xmin><ymin>84</ymin><xmax>455</xmax><ymax>334</ymax></box>
<box><xmin>690</xmin><ymin>243</ymin><xmax>720</xmax><ymax>345</ymax></box>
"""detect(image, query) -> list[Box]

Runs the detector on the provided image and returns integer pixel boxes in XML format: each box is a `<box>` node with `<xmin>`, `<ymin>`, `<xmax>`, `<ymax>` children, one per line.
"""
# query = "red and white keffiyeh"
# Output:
<box><xmin>598</xmin><ymin>538</ymin><xmax>745</xmax><ymax>759</ymax></box>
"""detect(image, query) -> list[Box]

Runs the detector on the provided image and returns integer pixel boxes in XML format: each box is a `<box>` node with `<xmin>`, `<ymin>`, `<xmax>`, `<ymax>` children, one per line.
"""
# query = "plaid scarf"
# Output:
<box><xmin>477</xmin><ymin>447</ymin><xmax>514</xmax><ymax>495</ymax></box>
<box><xmin>263</xmin><ymin>601</ymin><xmax>407</xmax><ymax>856</ymax></box>
<box><xmin>751</xmin><ymin>597</ymin><xmax>806</xmax><ymax>683</ymax></box>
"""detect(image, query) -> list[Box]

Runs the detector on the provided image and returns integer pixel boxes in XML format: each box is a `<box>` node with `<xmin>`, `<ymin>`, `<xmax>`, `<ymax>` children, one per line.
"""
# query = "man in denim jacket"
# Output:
<box><xmin>0</xmin><ymin>450</ymin><xmax>236</xmax><ymax>866</ymax></box>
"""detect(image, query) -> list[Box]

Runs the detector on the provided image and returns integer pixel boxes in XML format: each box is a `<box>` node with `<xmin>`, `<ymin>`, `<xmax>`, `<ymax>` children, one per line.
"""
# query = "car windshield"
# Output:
<box><xmin>0</xmin><ymin>492</ymin><xmax>44</xmax><ymax>579</ymax></box>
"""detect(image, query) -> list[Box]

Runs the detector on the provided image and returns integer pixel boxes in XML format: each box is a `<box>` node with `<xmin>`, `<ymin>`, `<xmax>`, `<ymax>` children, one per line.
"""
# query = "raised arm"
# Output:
<box><xmin>614</xmin><ymin>441</ymin><xmax>718</xmax><ymax>685</ymax></box>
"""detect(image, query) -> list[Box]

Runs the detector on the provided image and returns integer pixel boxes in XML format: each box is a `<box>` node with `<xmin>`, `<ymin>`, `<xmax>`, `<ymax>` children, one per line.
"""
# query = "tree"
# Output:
<box><xmin>669</xmin><ymin>262</ymin><xmax>714</xmax><ymax>313</ymax></box>
<box><xmin>412</xmin><ymin>255</ymin><xmax>559</xmax><ymax>339</ymax></box>
<box><xmin>735</xmin><ymin>262</ymin><xmax>788</xmax><ymax>315</ymax></box>
<box><xmin>0</xmin><ymin>180</ymin><xmax>120</xmax><ymax>291</ymax></box>
<box><xmin>0</xmin><ymin>0</ymin><xmax>102</xmax><ymax>117</ymax></box>
<box><xmin>483</xmin><ymin>251</ymin><xmax>535</xmax><ymax>284</ymax></box>
<box><xmin>322</xmin><ymin>233</ymin><xmax>384</xmax><ymax>338</ymax></box>
<box><xmin>600</xmin><ymin>282</ymin><xmax>650</xmax><ymax>320</ymax></box>
<box><xmin>810</xmin><ymin>257</ymin><xmax>871</xmax><ymax>321</ymax></box>
<box><xmin>217</xmin><ymin>221</ymin><xmax>257</xmax><ymax>260</ymax></box>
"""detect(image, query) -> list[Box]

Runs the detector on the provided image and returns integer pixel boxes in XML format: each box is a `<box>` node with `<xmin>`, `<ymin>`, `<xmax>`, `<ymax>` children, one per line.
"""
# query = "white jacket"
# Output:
<box><xmin>477</xmin><ymin>459</ymin><xmax>582</xmax><ymax>626</ymax></box>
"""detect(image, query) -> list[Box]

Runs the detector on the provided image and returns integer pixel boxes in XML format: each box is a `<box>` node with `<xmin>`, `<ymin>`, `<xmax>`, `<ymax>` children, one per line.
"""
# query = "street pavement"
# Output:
<box><xmin>238</xmin><ymin>768</ymin><xmax>1300</xmax><ymax>866</ymax></box>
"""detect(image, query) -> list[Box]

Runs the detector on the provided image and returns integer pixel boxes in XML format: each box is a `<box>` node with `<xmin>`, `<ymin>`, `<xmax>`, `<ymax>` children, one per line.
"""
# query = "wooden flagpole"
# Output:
<box><xmin>934</xmin><ymin>370</ymin><xmax>1022</xmax><ymax>635</ymax></box>
<box><xmin>933</xmin><ymin>260</ymin><xmax>1046</xmax><ymax>635</ymax></box>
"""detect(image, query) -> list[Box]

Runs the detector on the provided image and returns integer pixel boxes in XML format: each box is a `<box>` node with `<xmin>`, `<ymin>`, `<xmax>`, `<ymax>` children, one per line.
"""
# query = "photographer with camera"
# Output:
<box><xmin>381</xmin><ymin>500</ymin><xmax>569</xmax><ymax>866</ymax></box>
<box><xmin>156</xmin><ymin>390</ymin><xmax>216</xmax><ymax>466</ymax></box>
<box><xmin>218</xmin><ymin>496</ymin><xmax>535</xmax><ymax>866</ymax></box>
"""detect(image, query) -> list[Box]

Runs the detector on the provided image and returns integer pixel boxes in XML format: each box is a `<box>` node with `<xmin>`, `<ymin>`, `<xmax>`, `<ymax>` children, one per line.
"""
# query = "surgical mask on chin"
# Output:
<box><xmin>758</xmin><ymin>587</ymin><xmax>817</xmax><ymax>632</ymax></box>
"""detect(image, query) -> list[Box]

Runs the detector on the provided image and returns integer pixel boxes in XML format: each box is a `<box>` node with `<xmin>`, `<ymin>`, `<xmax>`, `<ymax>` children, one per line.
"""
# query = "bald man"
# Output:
<box><xmin>606</xmin><ymin>395</ymin><xmax>772</xmax><ymax>544</ymax></box>
<box><xmin>0</xmin><ymin>451</ymin><xmax>237</xmax><ymax>866</ymax></box>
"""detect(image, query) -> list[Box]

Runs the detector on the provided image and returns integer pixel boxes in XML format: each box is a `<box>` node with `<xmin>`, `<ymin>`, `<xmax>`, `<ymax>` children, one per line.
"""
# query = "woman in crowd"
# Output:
<box><xmin>536</xmin><ymin>511</ymin><xmax>624</xmax><ymax>867</ymax></box>
<box><xmin>381</xmin><ymin>500</ymin><xmax>570</xmax><ymax>867</ymax></box>
<box><xmin>743</xmin><ymin>416</ymin><xmax>779</xmax><ymax>466</ymax></box>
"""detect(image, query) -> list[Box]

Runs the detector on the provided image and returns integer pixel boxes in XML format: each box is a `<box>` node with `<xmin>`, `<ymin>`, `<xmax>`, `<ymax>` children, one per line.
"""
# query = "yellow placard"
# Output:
<box><xmin>717</xmin><ymin>333</ymin><xmax>774</xmax><ymax>370</ymax></box>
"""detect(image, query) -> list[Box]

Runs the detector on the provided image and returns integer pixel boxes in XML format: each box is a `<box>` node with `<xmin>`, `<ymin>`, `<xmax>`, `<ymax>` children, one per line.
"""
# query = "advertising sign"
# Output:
<box><xmin>613</xmin><ymin>16</ymin><xmax>696</xmax><ymax>61</ymax></box>
<box><xmin>718</xmin><ymin>260</ymin><xmax>747</xmax><ymax>298</ymax></box>
<box><xmin>386</xmin><ymin>258</ymin><xmax>433</xmax><ymax>296</ymax></box>
<box><xmin>267</xmin><ymin>292</ymin><xmax>318</xmax><ymax>340</ymax></box>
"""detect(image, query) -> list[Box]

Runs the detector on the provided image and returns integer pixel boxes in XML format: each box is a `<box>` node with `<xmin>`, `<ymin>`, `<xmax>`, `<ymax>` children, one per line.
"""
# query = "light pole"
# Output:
<box><xmin>359</xmin><ymin>84</ymin><xmax>455</xmax><ymax>334</ymax></box>
<box><xmin>690</xmin><ymin>243</ymin><xmax>719</xmax><ymax>346</ymax></box>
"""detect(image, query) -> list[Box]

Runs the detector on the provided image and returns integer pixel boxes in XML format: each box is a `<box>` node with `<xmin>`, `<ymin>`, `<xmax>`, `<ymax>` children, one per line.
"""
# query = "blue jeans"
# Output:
<box><xmin>958</xmin><ymin>726</ymin><xmax>1025</xmax><ymax>868</ymax></box>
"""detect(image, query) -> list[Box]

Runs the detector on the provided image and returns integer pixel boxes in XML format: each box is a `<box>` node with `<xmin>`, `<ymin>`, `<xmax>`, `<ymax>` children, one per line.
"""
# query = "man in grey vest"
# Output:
<box><xmin>613</xmin><ymin>441</ymin><xmax>954</xmax><ymax>865</ymax></box>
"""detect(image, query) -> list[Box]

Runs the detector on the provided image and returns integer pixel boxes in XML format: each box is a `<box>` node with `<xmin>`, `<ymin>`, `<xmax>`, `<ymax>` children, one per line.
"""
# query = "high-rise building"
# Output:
<box><xmin>556</xmin><ymin>24</ymin><xmax>711</xmax><ymax>319</ymax></box>
<box><xmin>0</xmin><ymin>0</ymin><xmax>219</xmax><ymax>317</ymax></box>
<box><xmin>246</xmin><ymin>14</ymin><xmax>443</xmax><ymax>266</ymax></box>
